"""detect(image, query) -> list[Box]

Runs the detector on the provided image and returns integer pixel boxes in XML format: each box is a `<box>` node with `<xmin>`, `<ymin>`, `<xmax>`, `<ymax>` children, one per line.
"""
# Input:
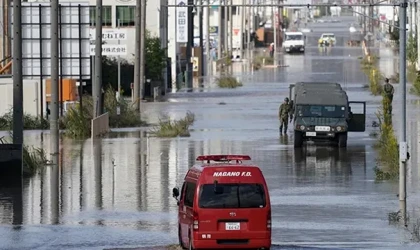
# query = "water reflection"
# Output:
<box><xmin>293</xmin><ymin>145</ymin><xmax>367</xmax><ymax>183</ymax></box>
<box><xmin>0</xmin><ymin>176</ymin><xmax>22</xmax><ymax>225</ymax></box>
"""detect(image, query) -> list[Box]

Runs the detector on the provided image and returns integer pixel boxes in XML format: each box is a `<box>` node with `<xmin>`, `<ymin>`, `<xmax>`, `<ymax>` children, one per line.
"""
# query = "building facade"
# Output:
<box><xmin>86</xmin><ymin>0</ymin><xmax>162</xmax><ymax>62</ymax></box>
<box><xmin>23</xmin><ymin>0</ymin><xmax>163</xmax><ymax>62</ymax></box>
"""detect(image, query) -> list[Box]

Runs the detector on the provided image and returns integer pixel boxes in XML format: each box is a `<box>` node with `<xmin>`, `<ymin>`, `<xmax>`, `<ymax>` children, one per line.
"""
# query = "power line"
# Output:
<box><xmin>164</xmin><ymin>3</ymin><xmax>398</xmax><ymax>7</ymax></box>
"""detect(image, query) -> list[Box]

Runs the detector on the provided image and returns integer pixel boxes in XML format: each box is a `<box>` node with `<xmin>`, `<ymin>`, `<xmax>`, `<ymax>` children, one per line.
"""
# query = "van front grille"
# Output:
<box><xmin>217</xmin><ymin>239</ymin><xmax>249</xmax><ymax>245</ymax></box>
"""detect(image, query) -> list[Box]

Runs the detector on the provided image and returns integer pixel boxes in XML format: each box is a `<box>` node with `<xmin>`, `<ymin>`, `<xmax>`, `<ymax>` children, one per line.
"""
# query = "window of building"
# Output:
<box><xmin>89</xmin><ymin>6</ymin><xmax>112</xmax><ymax>27</ymax></box>
<box><xmin>116</xmin><ymin>6</ymin><xmax>135</xmax><ymax>27</ymax></box>
<box><xmin>232</xmin><ymin>6</ymin><xmax>239</xmax><ymax>15</ymax></box>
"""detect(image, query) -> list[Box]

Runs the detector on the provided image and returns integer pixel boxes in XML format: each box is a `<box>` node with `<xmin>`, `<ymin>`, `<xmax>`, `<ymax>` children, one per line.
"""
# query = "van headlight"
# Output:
<box><xmin>299</xmin><ymin>125</ymin><xmax>305</xmax><ymax>130</ymax></box>
<box><xmin>336</xmin><ymin>126</ymin><xmax>342</xmax><ymax>131</ymax></box>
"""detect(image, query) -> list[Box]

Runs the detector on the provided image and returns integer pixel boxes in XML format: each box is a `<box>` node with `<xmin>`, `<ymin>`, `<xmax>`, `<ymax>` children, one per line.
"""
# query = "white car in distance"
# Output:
<box><xmin>318</xmin><ymin>33</ymin><xmax>336</xmax><ymax>46</ymax></box>
<box><xmin>283</xmin><ymin>32</ymin><xmax>305</xmax><ymax>53</ymax></box>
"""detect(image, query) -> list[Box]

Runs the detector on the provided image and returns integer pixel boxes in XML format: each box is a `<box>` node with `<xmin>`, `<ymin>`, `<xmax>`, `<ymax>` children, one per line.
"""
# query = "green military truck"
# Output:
<box><xmin>289</xmin><ymin>82</ymin><xmax>366</xmax><ymax>148</ymax></box>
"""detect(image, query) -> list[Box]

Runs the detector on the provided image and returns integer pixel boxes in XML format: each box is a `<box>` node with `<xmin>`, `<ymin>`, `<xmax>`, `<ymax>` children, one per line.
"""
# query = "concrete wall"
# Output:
<box><xmin>91</xmin><ymin>112</ymin><xmax>109</xmax><ymax>138</ymax></box>
<box><xmin>0</xmin><ymin>78</ymin><xmax>45</xmax><ymax>117</ymax></box>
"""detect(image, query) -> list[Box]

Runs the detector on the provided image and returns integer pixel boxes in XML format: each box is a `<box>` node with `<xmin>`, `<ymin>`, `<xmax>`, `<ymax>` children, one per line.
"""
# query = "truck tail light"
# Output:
<box><xmin>267</xmin><ymin>209</ymin><xmax>271</xmax><ymax>229</ymax></box>
<box><xmin>193</xmin><ymin>210</ymin><xmax>199</xmax><ymax>230</ymax></box>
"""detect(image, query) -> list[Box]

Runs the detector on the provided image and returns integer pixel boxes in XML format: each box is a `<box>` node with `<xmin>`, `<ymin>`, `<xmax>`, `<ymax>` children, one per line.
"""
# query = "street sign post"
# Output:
<box><xmin>176</xmin><ymin>0</ymin><xmax>188</xmax><ymax>42</ymax></box>
<box><xmin>89</xmin><ymin>44</ymin><xmax>128</xmax><ymax>56</ymax></box>
<box><xmin>90</xmin><ymin>28</ymin><xmax>128</xmax><ymax>56</ymax></box>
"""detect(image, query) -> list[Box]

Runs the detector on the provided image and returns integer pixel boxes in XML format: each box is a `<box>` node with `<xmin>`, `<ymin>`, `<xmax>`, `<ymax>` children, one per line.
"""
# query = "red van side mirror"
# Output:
<box><xmin>172</xmin><ymin>187</ymin><xmax>180</xmax><ymax>199</ymax></box>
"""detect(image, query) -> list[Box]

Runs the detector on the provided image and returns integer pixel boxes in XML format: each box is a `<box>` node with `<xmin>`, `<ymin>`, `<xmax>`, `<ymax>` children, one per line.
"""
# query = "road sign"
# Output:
<box><xmin>90</xmin><ymin>29</ymin><xmax>127</xmax><ymax>41</ymax></box>
<box><xmin>176</xmin><ymin>0</ymin><xmax>188</xmax><ymax>42</ymax></box>
<box><xmin>90</xmin><ymin>44</ymin><xmax>128</xmax><ymax>56</ymax></box>
<box><xmin>193</xmin><ymin>57</ymin><xmax>199</xmax><ymax>72</ymax></box>
<box><xmin>209</xmin><ymin>26</ymin><xmax>218</xmax><ymax>35</ymax></box>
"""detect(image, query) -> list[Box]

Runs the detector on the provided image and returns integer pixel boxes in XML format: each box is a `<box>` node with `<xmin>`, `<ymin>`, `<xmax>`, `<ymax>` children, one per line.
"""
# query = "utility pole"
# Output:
<box><xmin>117</xmin><ymin>19</ymin><xmax>121</xmax><ymax>101</ymax></box>
<box><xmin>363</xmin><ymin>0</ymin><xmax>366</xmax><ymax>37</ymax></box>
<box><xmin>94</xmin><ymin>0</ymin><xmax>103</xmax><ymax>117</ymax></box>
<box><xmin>240</xmin><ymin>0</ymin><xmax>245</xmax><ymax>60</ymax></box>
<box><xmin>246</xmin><ymin>1</ymin><xmax>251</xmax><ymax>64</ymax></box>
<box><xmin>186</xmin><ymin>0</ymin><xmax>194</xmax><ymax>88</ymax></box>
<box><xmin>218</xmin><ymin>2</ymin><xmax>223</xmax><ymax>60</ymax></box>
<box><xmin>199</xmin><ymin>0</ymin><xmax>204</xmax><ymax>79</ymax></box>
<box><xmin>134</xmin><ymin>0</ymin><xmax>141</xmax><ymax>111</ymax></box>
<box><xmin>12</xmin><ymin>0</ymin><xmax>23</xmax><ymax>145</ymax></box>
<box><xmin>206</xmin><ymin>0</ymin><xmax>211</xmax><ymax>76</ymax></box>
<box><xmin>50</xmin><ymin>0</ymin><xmax>59</xmax><ymax>163</ymax></box>
<box><xmin>272</xmin><ymin>2</ymin><xmax>277</xmax><ymax>66</ymax></box>
<box><xmin>224</xmin><ymin>0</ymin><xmax>228</xmax><ymax>58</ymax></box>
<box><xmin>417</xmin><ymin>1</ymin><xmax>420</xmax><ymax>70</ymax></box>
<box><xmin>229</xmin><ymin>0</ymin><xmax>233</xmax><ymax>62</ymax></box>
<box><xmin>398</xmin><ymin>0</ymin><xmax>408</xmax><ymax>226</ymax></box>
<box><xmin>140</xmin><ymin>0</ymin><xmax>146</xmax><ymax>99</ymax></box>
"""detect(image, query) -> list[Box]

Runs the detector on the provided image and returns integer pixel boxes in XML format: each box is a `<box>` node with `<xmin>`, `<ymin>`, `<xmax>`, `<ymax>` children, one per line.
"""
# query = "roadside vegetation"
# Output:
<box><xmin>23</xmin><ymin>145</ymin><xmax>48</xmax><ymax>176</ymax></box>
<box><xmin>360</xmin><ymin>55</ymin><xmax>384</xmax><ymax>95</ymax></box>
<box><xmin>0</xmin><ymin>134</ymin><xmax>48</xmax><ymax>177</ymax></box>
<box><xmin>61</xmin><ymin>86</ymin><xmax>146</xmax><ymax>139</ymax></box>
<box><xmin>410</xmin><ymin>68</ymin><xmax>420</xmax><ymax>95</ymax></box>
<box><xmin>373</xmin><ymin>93</ymin><xmax>398</xmax><ymax>181</ymax></box>
<box><xmin>151</xmin><ymin>111</ymin><xmax>195</xmax><ymax>138</ymax></box>
<box><xmin>388</xmin><ymin>211</ymin><xmax>420</xmax><ymax>242</ymax></box>
<box><xmin>252</xmin><ymin>55</ymin><xmax>274</xmax><ymax>70</ymax></box>
<box><xmin>216</xmin><ymin>75</ymin><xmax>243</xmax><ymax>88</ymax></box>
<box><xmin>0</xmin><ymin>110</ymin><xmax>49</xmax><ymax>130</ymax></box>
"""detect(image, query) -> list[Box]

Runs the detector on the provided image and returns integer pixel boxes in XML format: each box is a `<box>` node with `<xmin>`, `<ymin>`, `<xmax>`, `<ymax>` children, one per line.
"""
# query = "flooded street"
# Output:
<box><xmin>1</xmin><ymin>16</ymin><xmax>420</xmax><ymax>250</ymax></box>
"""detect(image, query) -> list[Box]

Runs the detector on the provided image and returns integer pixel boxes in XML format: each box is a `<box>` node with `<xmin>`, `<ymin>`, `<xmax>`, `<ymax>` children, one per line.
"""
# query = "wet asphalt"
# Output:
<box><xmin>1</xmin><ymin>16</ymin><xmax>420</xmax><ymax>250</ymax></box>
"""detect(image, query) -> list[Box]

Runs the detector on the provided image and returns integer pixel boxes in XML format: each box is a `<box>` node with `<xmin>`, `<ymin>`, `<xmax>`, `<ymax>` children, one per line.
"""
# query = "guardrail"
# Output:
<box><xmin>91</xmin><ymin>112</ymin><xmax>109</xmax><ymax>138</ymax></box>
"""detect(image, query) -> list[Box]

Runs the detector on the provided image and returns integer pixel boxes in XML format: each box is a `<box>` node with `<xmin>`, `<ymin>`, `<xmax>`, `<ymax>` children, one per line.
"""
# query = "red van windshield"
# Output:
<box><xmin>198</xmin><ymin>183</ymin><xmax>266</xmax><ymax>209</ymax></box>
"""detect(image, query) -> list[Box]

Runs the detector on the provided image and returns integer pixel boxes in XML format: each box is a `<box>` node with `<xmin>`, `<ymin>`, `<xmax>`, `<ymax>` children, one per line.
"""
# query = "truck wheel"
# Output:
<box><xmin>294</xmin><ymin>131</ymin><xmax>303</xmax><ymax>148</ymax></box>
<box><xmin>337</xmin><ymin>133</ymin><xmax>347</xmax><ymax>148</ymax></box>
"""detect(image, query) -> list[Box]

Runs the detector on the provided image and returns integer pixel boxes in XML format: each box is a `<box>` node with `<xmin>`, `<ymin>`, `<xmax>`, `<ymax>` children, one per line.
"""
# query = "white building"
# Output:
<box><xmin>86</xmin><ymin>0</ymin><xmax>163</xmax><ymax>62</ymax></box>
<box><xmin>24</xmin><ymin>0</ymin><xmax>163</xmax><ymax>62</ymax></box>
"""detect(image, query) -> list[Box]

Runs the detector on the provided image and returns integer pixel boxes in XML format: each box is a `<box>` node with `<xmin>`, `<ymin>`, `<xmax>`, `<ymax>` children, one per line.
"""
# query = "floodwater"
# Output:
<box><xmin>1</xmin><ymin>16</ymin><xmax>420</xmax><ymax>250</ymax></box>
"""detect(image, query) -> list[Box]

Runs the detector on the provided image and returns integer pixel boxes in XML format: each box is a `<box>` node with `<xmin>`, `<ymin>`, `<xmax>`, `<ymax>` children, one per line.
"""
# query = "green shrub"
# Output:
<box><xmin>361</xmin><ymin>65</ymin><xmax>383</xmax><ymax>96</ymax></box>
<box><xmin>360</xmin><ymin>55</ymin><xmax>379</xmax><ymax>69</ymax></box>
<box><xmin>0</xmin><ymin>109</ymin><xmax>49</xmax><ymax>130</ymax></box>
<box><xmin>1</xmin><ymin>134</ymin><xmax>47</xmax><ymax>176</ymax></box>
<box><xmin>374</xmin><ymin>95</ymin><xmax>399</xmax><ymax>181</ymax></box>
<box><xmin>61</xmin><ymin>86</ymin><xmax>146</xmax><ymax>139</ymax></box>
<box><xmin>253</xmin><ymin>56</ymin><xmax>274</xmax><ymax>70</ymax></box>
<box><xmin>407</xmin><ymin>32</ymin><xmax>418</xmax><ymax>66</ymax></box>
<box><xmin>410</xmin><ymin>70</ymin><xmax>420</xmax><ymax>95</ymax></box>
<box><xmin>216</xmin><ymin>76</ymin><xmax>243</xmax><ymax>88</ymax></box>
<box><xmin>151</xmin><ymin>111</ymin><xmax>195</xmax><ymax>137</ymax></box>
<box><xmin>60</xmin><ymin>103</ymin><xmax>91</xmax><ymax>139</ymax></box>
<box><xmin>23</xmin><ymin>145</ymin><xmax>48</xmax><ymax>176</ymax></box>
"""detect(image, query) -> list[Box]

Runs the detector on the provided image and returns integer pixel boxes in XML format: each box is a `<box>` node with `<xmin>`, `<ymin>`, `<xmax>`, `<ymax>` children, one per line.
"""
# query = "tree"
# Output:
<box><xmin>145</xmin><ymin>32</ymin><xmax>166</xmax><ymax>81</ymax></box>
<box><xmin>99</xmin><ymin>30</ymin><xmax>166</xmax><ymax>96</ymax></box>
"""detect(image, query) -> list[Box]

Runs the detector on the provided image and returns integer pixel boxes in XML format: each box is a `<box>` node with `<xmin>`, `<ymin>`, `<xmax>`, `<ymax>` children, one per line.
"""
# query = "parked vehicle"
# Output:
<box><xmin>283</xmin><ymin>31</ymin><xmax>305</xmax><ymax>53</ymax></box>
<box><xmin>318</xmin><ymin>33</ymin><xmax>336</xmax><ymax>46</ymax></box>
<box><xmin>289</xmin><ymin>82</ymin><xmax>366</xmax><ymax>148</ymax></box>
<box><xmin>172</xmin><ymin>154</ymin><xmax>271</xmax><ymax>250</ymax></box>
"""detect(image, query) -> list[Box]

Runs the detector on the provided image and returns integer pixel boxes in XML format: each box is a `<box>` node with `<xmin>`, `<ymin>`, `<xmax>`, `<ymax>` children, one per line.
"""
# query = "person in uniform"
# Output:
<box><xmin>279</xmin><ymin>97</ymin><xmax>291</xmax><ymax>134</ymax></box>
<box><xmin>383</xmin><ymin>78</ymin><xmax>394</xmax><ymax>115</ymax></box>
<box><xmin>383</xmin><ymin>78</ymin><xmax>394</xmax><ymax>103</ymax></box>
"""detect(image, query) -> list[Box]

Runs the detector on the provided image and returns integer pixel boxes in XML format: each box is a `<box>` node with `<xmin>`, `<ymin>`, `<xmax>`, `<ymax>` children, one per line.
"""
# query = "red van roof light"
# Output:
<box><xmin>196</xmin><ymin>155</ymin><xmax>251</xmax><ymax>163</ymax></box>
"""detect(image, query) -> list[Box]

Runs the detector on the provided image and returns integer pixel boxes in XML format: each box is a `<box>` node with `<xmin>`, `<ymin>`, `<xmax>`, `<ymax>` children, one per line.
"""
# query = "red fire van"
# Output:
<box><xmin>172</xmin><ymin>155</ymin><xmax>271</xmax><ymax>250</ymax></box>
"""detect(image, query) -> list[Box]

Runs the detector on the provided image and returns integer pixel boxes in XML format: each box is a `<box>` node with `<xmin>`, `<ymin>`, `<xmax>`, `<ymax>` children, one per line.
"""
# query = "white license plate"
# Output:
<box><xmin>315</xmin><ymin>126</ymin><xmax>330</xmax><ymax>132</ymax></box>
<box><xmin>306</xmin><ymin>132</ymin><xmax>316</xmax><ymax>136</ymax></box>
<box><xmin>225</xmin><ymin>222</ymin><xmax>240</xmax><ymax>230</ymax></box>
